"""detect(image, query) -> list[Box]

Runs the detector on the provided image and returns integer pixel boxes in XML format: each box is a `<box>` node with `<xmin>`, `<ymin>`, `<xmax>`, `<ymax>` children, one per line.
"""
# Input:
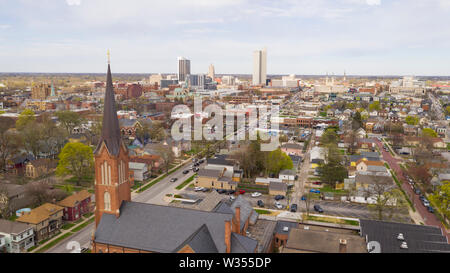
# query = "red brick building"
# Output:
<box><xmin>57</xmin><ymin>190</ymin><xmax>92</xmax><ymax>221</ymax></box>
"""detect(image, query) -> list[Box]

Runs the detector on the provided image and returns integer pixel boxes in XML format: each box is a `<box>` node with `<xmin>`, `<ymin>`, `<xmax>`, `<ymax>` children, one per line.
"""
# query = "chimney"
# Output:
<box><xmin>339</xmin><ymin>239</ymin><xmax>347</xmax><ymax>253</ymax></box>
<box><xmin>232</xmin><ymin>206</ymin><xmax>241</xmax><ymax>234</ymax></box>
<box><xmin>224</xmin><ymin>220</ymin><xmax>231</xmax><ymax>253</ymax></box>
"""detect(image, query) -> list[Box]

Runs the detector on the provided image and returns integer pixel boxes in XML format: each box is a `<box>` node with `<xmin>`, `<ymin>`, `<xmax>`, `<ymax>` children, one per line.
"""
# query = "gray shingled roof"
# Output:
<box><xmin>231</xmin><ymin>232</ymin><xmax>258</xmax><ymax>253</ymax></box>
<box><xmin>197</xmin><ymin>168</ymin><xmax>222</xmax><ymax>178</ymax></box>
<box><xmin>173</xmin><ymin>224</ymin><xmax>218</xmax><ymax>253</ymax></box>
<box><xmin>275</xmin><ymin>220</ymin><xmax>299</xmax><ymax>235</ymax></box>
<box><xmin>230</xmin><ymin>195</ymin><xmax>259</xmax><ymax>229</ymax></box>
<box><xmin>0</xmin><ymin>219</ymin><xmax>30</xmax><ymax>234</ymax></box>
<box><xmin>95</xmin><ymin>201</ymin><xmax>235</xmax><ymax>253</ymax></box>
<box><xmin>360</xmin><ymin>219</ymin><xmax>450</xmax><ymax>253</ymax></box>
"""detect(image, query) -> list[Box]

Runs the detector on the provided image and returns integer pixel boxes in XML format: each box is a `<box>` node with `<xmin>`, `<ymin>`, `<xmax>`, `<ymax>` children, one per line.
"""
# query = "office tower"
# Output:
<box><xmin>208</xmin><ymin>64</ymin><xmax>215</xmax><ymax>79</ymax></box>
<box><xmin>252</xmin><ymin>48</ymin><xmax>267</xmax><ymax>86</ymax></box>
<box><xmin>177</xmin><ymin>57</ymin><xmax>191</xmax><ymax>82</ymax></box>
<box><xmin>31</xmin><ymin>83</ymin><xmax>51</xmax><ymax>100</ymax></box>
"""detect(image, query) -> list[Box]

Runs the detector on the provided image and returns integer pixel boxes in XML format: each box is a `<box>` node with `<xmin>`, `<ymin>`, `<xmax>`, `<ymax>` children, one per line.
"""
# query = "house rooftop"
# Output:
<box><xmin>57</xmin><ymin>190</ymin><xmax>91</xmax><ymax>208</ymax></box>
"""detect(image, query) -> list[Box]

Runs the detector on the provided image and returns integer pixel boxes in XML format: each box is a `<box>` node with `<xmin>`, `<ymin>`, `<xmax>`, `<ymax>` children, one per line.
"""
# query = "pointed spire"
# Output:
<box><xmin>94</xmin><ymin>53</ymin><xmax>122</xmax><ymax>156</ymax></box>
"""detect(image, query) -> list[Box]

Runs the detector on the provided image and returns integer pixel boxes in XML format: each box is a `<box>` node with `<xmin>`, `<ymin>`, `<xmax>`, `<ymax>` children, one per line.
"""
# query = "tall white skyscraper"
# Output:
<box><xmin>177</xmin><ymin>57</ymin><xmax>191</xmax><ymax>82</ymax></box>
<box><xmin>208</xmin><ymin>64</ymin><xmax>215</xmax><ymax>79</ymax></box>
<box><xmin>252</xmin><ymin>48</ymin><xmax>267</xmax><ymax>86</ymax></box>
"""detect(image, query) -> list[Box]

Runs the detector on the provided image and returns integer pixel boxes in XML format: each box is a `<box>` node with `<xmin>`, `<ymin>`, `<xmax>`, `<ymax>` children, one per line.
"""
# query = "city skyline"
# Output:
<box><xmin>1</xmin><ymin>0</ymin><xmax>450</xmax><ymax>75</ymax></box>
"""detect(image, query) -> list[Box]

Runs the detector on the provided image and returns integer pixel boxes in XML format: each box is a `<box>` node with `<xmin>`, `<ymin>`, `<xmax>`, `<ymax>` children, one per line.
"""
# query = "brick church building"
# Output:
<box><xmin>91</xmin><ymin>61</ymin><xmax>258</xmax><ymax>253</ymax></box>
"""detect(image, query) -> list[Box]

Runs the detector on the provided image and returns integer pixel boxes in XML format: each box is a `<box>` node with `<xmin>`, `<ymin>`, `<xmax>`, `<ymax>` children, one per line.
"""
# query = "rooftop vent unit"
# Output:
<box><xmin>304</xmin><ymin>226</ymin><xmax>310</xmax><ymax>230</ymax></box>
<box><xmin>283</xmin><ymin>227</ymin><xmax>289</xmax><ymax>232</ymax></box>
<box><xmin>397</xmin><ymin>233</ymin><xmax>405</xmax><ymax>240</ymax></box>
<box><xmin>400</xmin><ymin>242</ymin><xmax>408</xmax><ymax>249</ymax></box>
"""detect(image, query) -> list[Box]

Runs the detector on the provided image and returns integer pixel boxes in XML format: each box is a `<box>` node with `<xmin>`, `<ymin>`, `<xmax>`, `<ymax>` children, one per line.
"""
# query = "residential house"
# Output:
<box><xmin>57</xmin><ymin>190</ymin><xmax>92</xmax><ymax>222</ymax></box>
<box><xmin>128</xmin><ymin>162</ymin><xmax>150</xmax><ymax>182</ymax></box>
<box><xmin>119</xmin><ymin>119</ymin><xmax>142</xmax><ymax>138</ymax></box>
<box><xmin>195</xmin><ymin>168</ymin><xmax>238</xmax><ymax>190</ymax></box>
<box><xmin>279</xmin><ymin>169</ymin><xmax>296</xmax><ymax>183</ymax></box>
<box><xmin>280</xmin><ymin>143</ymin><xmax>303</xmax><ymax>156</ymax></box>
<box><xmin>269</xmin><ymin>182</ymin><xmax>287</xmax><ymax>196</ymax></box>
<box><xmin>16</xmin><ymin>203</ymin><xmax>64</xmax><ymax>242</ymax></box>
<box><xmin>0</xmin><ymin>219</ymin><xmax>35</xmax><ymax>253</ymax></box>
<box><xmin>25</xmin><ymin>159</ymin><xmax>57</xmax><ymax>179</ymax></box>
<box><xmin>0</xmin><ymin>183</ymin><xmax>32</xmax><ymax>213</ymax></box>
<box><xmin>355</xmin><ymin>159</ymin><xmax>385</xmax><ymax>173</ymax></box>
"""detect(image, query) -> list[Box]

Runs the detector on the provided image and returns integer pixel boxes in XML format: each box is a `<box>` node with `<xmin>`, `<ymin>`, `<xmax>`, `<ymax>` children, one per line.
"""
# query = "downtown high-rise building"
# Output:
<box><xmin>177</xmin><ymin>57</ymin><xmax>191</xmax><ymax>82</ymax></box>
<box><xmin>252</xmin><ymin>48</ymin><xmax>267</xmax><ymax>86</ymax></box>
<box><xmin>208</xmin><ymin>64</ymin><xmax>215</xmax><ymax>79</ymax></box>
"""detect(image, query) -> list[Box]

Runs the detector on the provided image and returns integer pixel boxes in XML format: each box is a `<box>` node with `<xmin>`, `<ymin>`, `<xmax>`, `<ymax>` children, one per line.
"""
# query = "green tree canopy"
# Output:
<box><xmin>16</xmin><ymin>109</ymin><xmax>35</xmax><ymax>131</ymax></box>
<box><xmin>319</xmin><ymin>144</ymin><xmax>348</xmax><ymax>186</ymax></box>
<box><xmin>320</xmin><ymin>128</ymin><xmax>338</xmax><ymax>146</ymax></box>
<box><xmin>55</xmin><ymin>110</ymin><xmax>83</xmax><ymax>135</ymax></box>
<box><xmin>421</xmin><ymin>128</ymin><xmax>438</xmax><ymax>138</ymax></box>
<box><xmin>266</xmin><ymin>149</ymin><xmax>293</xmax><ymax>176</ymax></box>
<box><xmin>429</xmin><ymin>180</ymin><xmax>449</xmax><ymax>223</ymax></box>
<box><xmin>56</xmin><ymin>142</ymin><xmax>94</xmax><ymax>186</ymax></box>
<box><xmin>405</xmin><ymin>116</ymin><xmax>419</xmax><ymax>126</ymax></box>
<box><xmin>369</xmin><ymin>101</ymin><xmax>381</xmax><ymax>112</ymax></box>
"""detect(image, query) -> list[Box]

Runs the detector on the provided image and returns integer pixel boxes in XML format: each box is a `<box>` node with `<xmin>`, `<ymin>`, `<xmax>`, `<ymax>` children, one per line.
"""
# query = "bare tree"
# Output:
<box><xmin>363</xmin><ymin>180</ymin><xmax>405</xmax><ymax>221</ymax></box>
<box><xmin>0</xmin><ymin>185</ymin><xmax>12</xmax><ymax>219</ymax></box>
<box><xmin>155</xmin><ymin>144</ymin><xmax>175</xmax><ymax>174</ymax></box>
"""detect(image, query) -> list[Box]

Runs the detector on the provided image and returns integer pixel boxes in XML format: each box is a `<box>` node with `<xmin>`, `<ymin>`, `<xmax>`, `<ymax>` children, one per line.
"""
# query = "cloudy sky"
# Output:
<box><xmin>0</xmin><ymin>0</ymin><xmax>450</xmax><ymax>75</ymax></box>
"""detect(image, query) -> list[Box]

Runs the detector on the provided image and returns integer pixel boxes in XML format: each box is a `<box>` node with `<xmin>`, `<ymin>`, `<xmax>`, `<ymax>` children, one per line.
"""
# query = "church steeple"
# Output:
<box><xmin>94</xmin><ymin>51</ymin><xmax>131</xmax><ymax>228</ymax></box>
<box><xmin>94</xmin><ymin>52</ymin><xmax>122</xmax><ymax>156</ymax></box>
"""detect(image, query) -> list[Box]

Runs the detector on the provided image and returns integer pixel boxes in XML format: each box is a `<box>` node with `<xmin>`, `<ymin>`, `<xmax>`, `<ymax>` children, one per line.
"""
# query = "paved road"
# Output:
<box><xmin>374</xmin><ymin>138</ymin><xmax>450</xmax><ymax>240</ymax></box>
<box><xmin>46</xmin><ymin>160</ymin><xmax>202</xmax><ymax>253</ymax></box>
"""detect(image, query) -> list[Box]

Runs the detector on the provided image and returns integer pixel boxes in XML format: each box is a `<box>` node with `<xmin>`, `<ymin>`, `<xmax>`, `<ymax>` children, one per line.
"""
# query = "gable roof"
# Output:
<box><xmin>94</xmin><ymin>201</ymin><xmax>234</xmax><ymax>253</ymax></box>
<box><xmin>16</xmin><ymin>203</ymin><xmax>64</xmax><ymax>225</ymax></box>
<box><xmin>231</xmin><ymin>232</ymin><xmax>258</xmax><ymax>253</ymax></box>
<box><xmin>230</xmin><ymin>195</ymin><xmax>258</xmax><ymax>229</ymax></box>
<box><xmin>57</xmin><ymin>190</ymin><xmax>91</xmax><ymax>208</ymax></box>
<box><xmin>173</xmin><ymin>224</ymin><xmax>218</xmax><ymax>253</ymax></box>
<box><xmin>0</xmin><ymin>219</ymin><xmax>31</xmax><ymax>234</ymax></box>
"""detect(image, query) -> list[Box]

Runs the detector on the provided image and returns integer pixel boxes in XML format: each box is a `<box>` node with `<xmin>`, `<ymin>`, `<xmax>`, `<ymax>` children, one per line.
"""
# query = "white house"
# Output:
<box><xmin>279</xmin><ymin>169</ymin><xmax>296</xmax><ymax>182</ymax></box>
<box><xmin>129</xmin><ymin>162</ymin><xmax>149</xmax><ymax>182</ymax></box>
<box><xmin>0</xmin><ymin>219</ymin><xmax>35</xmax><ymax>253</ymax></box>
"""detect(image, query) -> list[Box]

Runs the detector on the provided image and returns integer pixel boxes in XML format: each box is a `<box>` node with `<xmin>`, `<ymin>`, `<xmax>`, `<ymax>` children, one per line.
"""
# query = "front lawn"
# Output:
<box><xmin>175</xmin><ymin>174</ymin><xmax>197</xmax><ymax>190</ymax></box>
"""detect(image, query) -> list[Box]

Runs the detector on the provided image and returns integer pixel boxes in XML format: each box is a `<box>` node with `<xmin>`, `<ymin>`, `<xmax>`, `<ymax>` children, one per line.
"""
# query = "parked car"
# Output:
<box><xmin>229</xmin><ymin>196</ymin><xmax>236</xmax><ymax>201</ymax></box>
<box><xmin>275</xmin><ymin>202</ymin><xmax>283</xmax><ymax>209</ymax></box>
<box><xmin>182</xmin><ymin>170</ymin><xmax>190</xmax><ymax>174</ymax></box>
<box><xmin>414</xmin><ymin>187</ymin><xmax>421</xmax><ymax>195</ymax></box>
<box><xmin>301</xmin><ymin>195</ymin><xmax>307</xmax><ymax>201</ymax></box>
<box><xmin>239</xmin><ymin>190</ymin><xmax>246</xmax><ymax>195</ymax></box>
<box><xmin>257</xmin><ymin>200</ymin><xmax>264</xmax><ymax>207</ymax></box>
<box><xmin>427</xmin><ymin>206</ymin><xmax>435</xmax><ymax>213</ymax></box>
<box><xmin>274</xmin><ymin>195</ymin><xmax>285</xmax><ymax>201</ymax></box>
<box><xmin>170</xmin><ymin>178</ymin><xmax>178</xmax><ymax>182</ymax></box>
<box><xmin>194</xmin><ymin>187</ymin><xmax>205</xmax><ymax>192</ymax></box>
<box><xmin>314</xmin><ymin>205</ymin><xmax>324</xmax><ymax>213</ymax></box>
<box><xmin>199</xmin><ymin>159</ymin><xmax>205</xmax><ymax>164</ymax></box>
<box><xmin>422</xmin><ymin>199</ymin><xmax>430</xmax><ymax>207</ymax></box>
<box><xmin>193</xmin><ymin>167</ymin><xmax>200</xmax><ymax>172</ymax></box>
<box><xmin>216</xmin><ymin>189</ymin><xmax>227</xmax><ymax>194</ymax></box>
<box><xmin>310</xmin><ymin>189</ymin><xmax>321</xmax><ymax>194</ymax></box>
<box><xmin>227</xmin><ymin>190</ymin><xmax>236</xmax><ymax>195</ymax></box>
<box><xmin>290</xmin><ymin>204</ymin><xmax>298</xmax><ymax>212</ymax></box>
<box><xmin>251</xmin><ymin>192</ymin><xmax>262</xmax><ymax>198</ymax></box>
<box><xmin>312</xmin><ymin>181</ymin><xmax>322</xmax><ymax>185</ymax></box>
<box><xmin>81</xmin><ymin>247</ymin><xmax>89</xmax><ymax>253</ymax></box>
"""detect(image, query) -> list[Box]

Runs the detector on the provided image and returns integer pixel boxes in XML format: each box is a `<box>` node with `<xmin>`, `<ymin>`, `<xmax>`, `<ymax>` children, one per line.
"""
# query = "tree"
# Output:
<box><xmin>19</xmin><ymin>122</ymin><xmax>44</xmax><ymax>158</ymax></box>
<box><xmin>41</xmin><ymin>114</ymin><xmax>67</xmax><ymax>158</ymax></box>
<box><xmin>364</xmin><ymin>181</ymin><xmax>405</xmax><ymax>221</ymax></box>
<box><xmin>149</xmin><ymin>122</ymin><xmax>166</xmax><ymax>142</ymax></box>
<box><xmin>319</xmin><ymin>144</ymin><xmax>347</xmax><ymax>186</ymax></box>
<box><xmin>55</xmin><ymin>111</ymin><xmax>83</xmax><ymax>135</ymax></box>
<box><xmin>352</xmin><ymin>111</ymin><xmax>363</xmax><ymax>130</ymax></box>
<box><xmin>421</xmin><ymin>128</ymin><xmax>438</xmax><ymax>138</ymax></box>
<box><xmin>0</xmin><ymin>185</ymin><xmax>12</xmax><ymax>219</ymax></box>
<box><xmin>429</xmin><ymin>181</ymin><xmax>450</xmax><ymax>224</ymax></box>
<box><xmin>266</xmin><ymin>149</ymin><xmax>293</xmax><ymax>176</ymax></box>
<box><xmin>405</xmin><ymin>116</ymin><xmax>419</xmax><ymax>126</ymax></box>
<box><xmin>0</xmin><ymin>119</ymin><xmax>19</xmax><ymax>171</ymax></box>
<box><xmin>369</xmin><ymin>101</ymin><xmax>380</xmax><ymax>112</ymax></box>
<box><xmin>56</xmin><ymin>143</ymin><xmax>94</xmax><ymax>186</ymax></box>
<box><xmin>409</xmin><ymin>163</ymin><xmax>432</xmax><ymax>190</ymax></box>
<box><xmin>16</xmin><ymin>109</ymin><xmax>35</xmax><ymax>131</ymax></box>
<box><xmin>320</xmin><ymin>128</ymin><xmax>338</xmax><ymax>146</ymax></box>
<box><xmin>155</xmin><ymin>144</ymin><xmax>175</xmax><ymax>174</ymax></box>
<box><xmin>344</xmin><ymin>130</ymin><xmax>358</xmax><ymax>155</ymax></box>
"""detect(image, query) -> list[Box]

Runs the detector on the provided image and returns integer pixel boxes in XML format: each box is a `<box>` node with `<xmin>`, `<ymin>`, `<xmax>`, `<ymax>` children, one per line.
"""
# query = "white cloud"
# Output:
<box><xmin>366</xmin><ymin>0</ymin><xmax>381</xmax><ymax>5</ymax></box>
<box><xmin>66</xmin><ymin>0</ymin><xmax>81</xmax><ymax>6</ymax></box>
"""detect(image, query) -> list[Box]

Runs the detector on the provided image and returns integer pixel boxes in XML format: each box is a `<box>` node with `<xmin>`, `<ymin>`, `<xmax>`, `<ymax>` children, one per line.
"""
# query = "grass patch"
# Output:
<box><xmin>71</xmin><ymin>217</ymin><xmax>95</xmax><ymax>233</ymax></box>
<box><xmin>255</xmin><ymin>209</ymin><xmax>271</xmax><ymax>215</ymax></box>
<box><xmin>321</xmin><ymin>185</ymin><xmax>347</xmax><ymax>194</ymax></box>
<box><xmin>36</xmin><ymin>232</ymin><xmax>74</xmax><ymax>253</ymax></box>
<box><xmin>61</xmin><ymin>223</ymin><xmax>75</xmax><ymax>230</ymax></box>
<box><xmin>137</xmin><ymin>164</ymin><xmax>186</xmax><ymax>193</ymax></box>
<box><xmin>306</xmin><ymin>215</ymin><xmax>359</xmax><ymax>226</ymax></box>
<box><xmin>83</xmin><ymin>212</ymin><xmax>93</xmax><ymax>218</ymax></box>
<box><xmin>389</xmin><ymin>169</ymin><xmax>415</xmax><ymax>212</ymax></box>
<box><xmin>175</xmin><ymin>174</ymin><xmax>197</xmax><ymax>190</ymax></box>
<box><xmin>8</xmin><ymin>215</ymin><xmax>18</xmax><ymax>221</ymax></box>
